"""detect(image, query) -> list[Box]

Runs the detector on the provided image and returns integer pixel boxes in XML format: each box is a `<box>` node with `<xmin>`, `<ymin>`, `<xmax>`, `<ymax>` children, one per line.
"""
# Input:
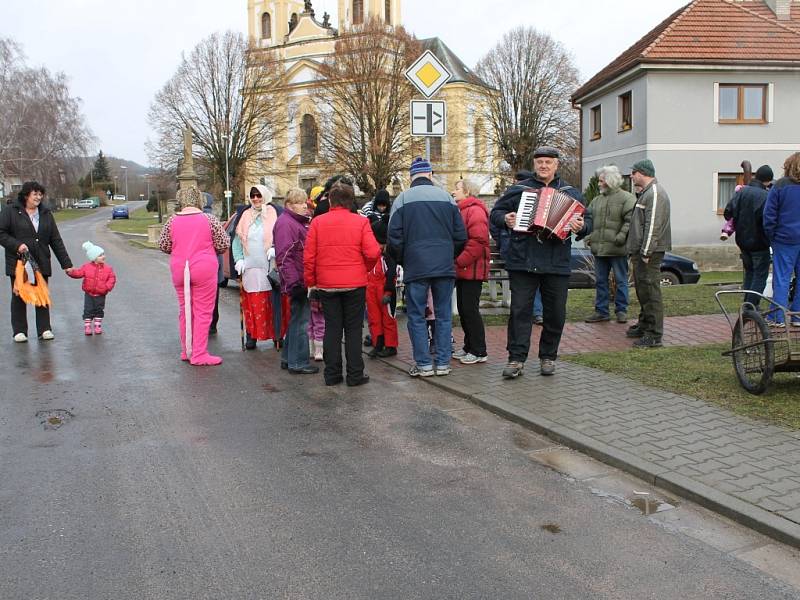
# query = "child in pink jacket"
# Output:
<box><xmin>67</xmin><ymin>241</ymin><xmax>117</xmax><ymax>335</ymax></box>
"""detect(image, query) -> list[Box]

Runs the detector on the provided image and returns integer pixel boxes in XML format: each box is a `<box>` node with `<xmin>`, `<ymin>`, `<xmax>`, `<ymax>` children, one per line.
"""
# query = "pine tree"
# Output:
<box><xmin>583</xmin><ymin>175</ymin><xmax>600</xmax><ymax>205</ymax></box>
<box><xmin>91</xmin><ymin>150</ymin><xmax>111</xmax><ymax>182</ymax></box>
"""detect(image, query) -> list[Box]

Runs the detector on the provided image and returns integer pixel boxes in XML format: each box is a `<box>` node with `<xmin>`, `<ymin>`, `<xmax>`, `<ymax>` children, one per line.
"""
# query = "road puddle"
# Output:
<box><xmin>628</xmin><ymin>495</ymin><xmax>678</xmax><ymax>515</ymax></box>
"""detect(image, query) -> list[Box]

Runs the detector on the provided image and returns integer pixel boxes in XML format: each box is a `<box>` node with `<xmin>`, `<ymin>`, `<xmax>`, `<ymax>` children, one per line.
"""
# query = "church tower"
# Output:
<box><xmin>248</xmin><ymin>0</ymin><xmax>306</xmax><ymax>47</ymax></box>
<box><xmin>337</xmin><ymin>0</ymin><xmax>402</xmax><ymax>28</ymax></box>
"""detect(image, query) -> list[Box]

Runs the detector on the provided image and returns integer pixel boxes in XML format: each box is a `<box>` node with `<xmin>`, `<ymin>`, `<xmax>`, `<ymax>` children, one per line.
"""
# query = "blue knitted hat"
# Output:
<box><xmin>409</xmin><ymin>157</ymin><xmax>432</xmax><ymax>176</ymax></box>
<box><xmin>83</xmin><ymin>241</ymin><xmax>104</xmax><ymax>262</ymax></box>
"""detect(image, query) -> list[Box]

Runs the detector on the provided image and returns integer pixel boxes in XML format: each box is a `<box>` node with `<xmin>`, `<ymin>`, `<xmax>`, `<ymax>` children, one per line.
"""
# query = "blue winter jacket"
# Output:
<box><xmin>764</xmin><ymin>177</ymin><xmax>800</xmax><ymax>245</ymax></box>
<box><xmin>387</xmin><ymin>178</ymin><xmax>467</xmax><ymax>283</ymax></box>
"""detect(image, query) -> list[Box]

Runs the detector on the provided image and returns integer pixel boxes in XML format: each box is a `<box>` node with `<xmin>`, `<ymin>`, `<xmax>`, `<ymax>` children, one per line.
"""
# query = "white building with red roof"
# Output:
<box><xmin>571</xmin><ymin>0</ymin><xmax>800</xmax><ymax>247</ymax></box>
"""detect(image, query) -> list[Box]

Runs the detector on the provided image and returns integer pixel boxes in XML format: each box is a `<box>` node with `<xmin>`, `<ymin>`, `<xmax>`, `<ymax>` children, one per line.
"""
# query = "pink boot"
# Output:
<box><xmin>84</xmin><ymin>320</ymin><xmax>93</xmax><ymax>336</ymax></box>
<box><xmin>93</xmin><ymin>318</ymin><xmax>103</xmax><ymax>335</ymax></box>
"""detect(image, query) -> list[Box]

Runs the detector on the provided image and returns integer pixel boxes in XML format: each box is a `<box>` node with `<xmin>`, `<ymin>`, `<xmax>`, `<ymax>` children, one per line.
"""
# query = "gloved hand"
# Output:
<box><xmin>267</xmin><ymin>247</ymin><xmax>276</xmax><ymax>261</ymax></box>
<box><xmin>290</xmin><ymin>286</ymin><xmax>308</xmax><ymax>300</ymax></box>
<box><xmin>381</xmin><ymin>292</ymin><xmax>394</xmax><ymax>305</ymax></box>
<box><xmin>235</xmin><ymin>260</ymin><xmax>245</xmax><ymax>275</ymax></box>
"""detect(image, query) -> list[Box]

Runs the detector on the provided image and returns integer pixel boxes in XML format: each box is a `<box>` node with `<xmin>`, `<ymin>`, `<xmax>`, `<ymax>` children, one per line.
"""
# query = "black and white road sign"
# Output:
<box><xmin>410</xmin><ymin>100</ymin><xmax>446</xmax><ymax>137</ymax></box>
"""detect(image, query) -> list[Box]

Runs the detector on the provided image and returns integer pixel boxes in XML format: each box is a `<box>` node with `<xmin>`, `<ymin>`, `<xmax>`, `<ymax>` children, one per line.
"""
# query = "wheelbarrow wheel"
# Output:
<box><xmin>732</xmin><ymin>309</ymin><xmax>774</xmax><ymax>395</ymax></box>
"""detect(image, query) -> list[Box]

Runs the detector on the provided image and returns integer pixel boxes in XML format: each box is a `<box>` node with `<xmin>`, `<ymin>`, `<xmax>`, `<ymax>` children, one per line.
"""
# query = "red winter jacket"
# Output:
<box><xmin>68</xmin><ymin>261</ymin><xmax>117</xmax><ymax>296</ymax></box>
<box><xmin>304</xmin><ymin>207</ymin><xmax>381</xmax><ymax>289</ymax></box>
<box><xmin>455</xmin><ymin>197</ymin><xmax>490</xmax><ymax>281</ymax></box>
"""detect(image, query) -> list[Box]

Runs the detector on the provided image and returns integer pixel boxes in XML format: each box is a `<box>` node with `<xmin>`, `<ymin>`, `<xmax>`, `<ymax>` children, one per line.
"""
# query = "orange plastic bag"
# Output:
<box><xmin>13</xmin><ymin>259</ymin><xmax>51</xmax><ymax>307</ymax></box>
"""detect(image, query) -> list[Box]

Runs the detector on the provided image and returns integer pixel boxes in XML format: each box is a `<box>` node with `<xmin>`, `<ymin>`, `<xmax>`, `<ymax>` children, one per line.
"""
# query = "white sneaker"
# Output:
<box><xmin>453</xmin><ymin>348</ymin><xmax>467</xmax><ymax>359</ymax></box>
<box><xmin>13</xmin><ymin>333</ymin><xmax>27</xmax><ymax>343</ymax></box>
<box><xmin>40</xmin><ymin>330</ymin><xmax>55</xmax><ymax>340</ymax></box>
<box><xmin>313</xmin><ymin>340</ymin><xmax>323</xmax><ymax>361</ymax></box>
<box><xmin>460</xmin><ymin>353</ymin><xmax>487</xmax><ymax>365</ymax></box>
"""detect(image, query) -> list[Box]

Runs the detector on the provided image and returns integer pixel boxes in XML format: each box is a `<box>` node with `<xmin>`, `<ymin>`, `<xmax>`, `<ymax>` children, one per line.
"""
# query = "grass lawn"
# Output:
<box><xmin>563</xmin><ymin>344</ymin><xmax>800</xmax><ymax>430</ymax></box>
<box><xmin>701</xmin><ymin>270</ymin><xmax>744</xmax><ymax>285</ymax></box>
<box><xmin>474</xmin><ymin>280</ymin><xmax>741</xmax><ymax>326</ymax></box>
<box><xmin>108</xmin><ymin>208</ymin><xmax>160</xmax><ymax>235</ymax></box>
<box><xmin>53</xmin><ymin>208</ymin><xmax>98</xmax><ymax>223</ymax></box>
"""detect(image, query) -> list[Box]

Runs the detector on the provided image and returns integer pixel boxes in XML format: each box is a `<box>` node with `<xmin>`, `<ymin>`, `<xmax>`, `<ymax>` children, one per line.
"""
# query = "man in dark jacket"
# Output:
<box><xmin>388</xmin><ymin>157</ymin><xmax>467</xmax><ymax>377</ymax></box>
<box><xmin>724</xmin><ymin>165</ymin><xmax>773</xmax><ymax>307</ymax></box>
<box><xmin>626</xmin><ymin>159</ymin><xmax>671</xmax><ymax>348</ymax></box>
<box><xmin>489</xmin><ymin>147</ymin><xmax>585</xmax><ymax>378</ymax></box>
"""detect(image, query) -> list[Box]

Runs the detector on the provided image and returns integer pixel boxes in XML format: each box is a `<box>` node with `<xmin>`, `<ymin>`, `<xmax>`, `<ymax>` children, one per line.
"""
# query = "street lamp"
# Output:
<box><xmin>121</xmin><ymin>165</ymin><xmax>128</xmax><ymax>201</ymax></box>
<box><xmin>222</xmin><ymin>133</ymin><xmax>231</xmax><ymax>218</ymax></box>
<box><xmin>113</xmin><ymin>176</ymin><xmax>118</xmax><ymax>196</ymax></box>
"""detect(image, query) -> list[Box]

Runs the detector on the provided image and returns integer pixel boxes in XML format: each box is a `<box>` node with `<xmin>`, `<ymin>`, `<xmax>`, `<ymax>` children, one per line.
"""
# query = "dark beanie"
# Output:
<box><xmin>373</xmin><ymin>189</ymin><xmax>391</xmax><ymax>210</ymax></box>
<box><xmin>755</xmin><ymin>165</ymin><xmax>774</xmax><ymax>183</ymax></box>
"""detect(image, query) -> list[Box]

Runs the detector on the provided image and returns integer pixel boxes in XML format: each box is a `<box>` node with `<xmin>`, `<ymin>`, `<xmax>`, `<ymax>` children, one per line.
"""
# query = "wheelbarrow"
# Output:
<box><xmin>715</xmin><ymin>290</ymin><xmax>800</xmax><ymax>395</ymax></box>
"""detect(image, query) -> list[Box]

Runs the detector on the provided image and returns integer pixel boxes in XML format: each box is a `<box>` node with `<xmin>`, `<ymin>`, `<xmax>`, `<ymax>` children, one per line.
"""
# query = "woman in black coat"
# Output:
<box><xmin>0</xmin><ymin>181</ymin><xmax>73</xmax><ymax>342</ymax></box>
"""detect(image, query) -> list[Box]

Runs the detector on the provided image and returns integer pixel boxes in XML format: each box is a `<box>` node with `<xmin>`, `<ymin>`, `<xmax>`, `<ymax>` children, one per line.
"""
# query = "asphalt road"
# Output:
<box><xmin>0</xmin><ymin>206</ymin><xmax>796</xmax><ymax>599</ymax></box>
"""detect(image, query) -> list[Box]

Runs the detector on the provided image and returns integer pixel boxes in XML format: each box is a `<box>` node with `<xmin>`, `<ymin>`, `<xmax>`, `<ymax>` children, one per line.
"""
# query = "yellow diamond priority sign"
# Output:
<box><xmin>405</xmin><ymin>50</ymin><xmax>452</xmax><ymax>99</ymax></box>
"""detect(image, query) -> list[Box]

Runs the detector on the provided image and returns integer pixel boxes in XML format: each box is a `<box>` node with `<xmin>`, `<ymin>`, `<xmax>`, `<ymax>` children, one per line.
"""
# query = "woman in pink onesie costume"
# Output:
<box><xmin>159</xmin><ymin>187</ymin><xmax>230</xmax><ymax>365</ymax></box>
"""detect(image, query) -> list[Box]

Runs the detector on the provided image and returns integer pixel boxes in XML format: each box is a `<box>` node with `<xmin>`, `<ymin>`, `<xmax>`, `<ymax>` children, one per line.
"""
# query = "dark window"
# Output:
<box><xmin>429</xmin><ymin>137</ymin><xmax>442</xmax><ymax>163</ymax></box>
<box><xmin>261</xmin><ymin>12</ymin><xmax>271</xmax><ymax>39</ymax></box>
<box><xmin>353</xmin><ymin>0</ymin><xmax>364</xmax><ymax>24</ymax></box>
<box><xmin>385</xmin><ymin>0</ymin><xmax>391</xmax><ymax>24</ymax></box>
<box><xmin>619</xmin><ymin>91</ymin><xmax>632</xmax><ymax>131</ymax></box>
<box><xmin>590</xmin><ymin>105</ymin><xmax>601</xmax><ymax>140</ymax></box>
<box><xmin>717</xmin><ymin>173</ymin><xmax>745</xmax><ymax>213</ymax></box>
<box><xmin>300</xmin><ymin>114</ymin><xmax>318</xmax><ymax>164</ymax></box>
<box><xmin>719</xmin><ymin>84</ymin><xmax>767</xmax><ymax>124</ymax></box>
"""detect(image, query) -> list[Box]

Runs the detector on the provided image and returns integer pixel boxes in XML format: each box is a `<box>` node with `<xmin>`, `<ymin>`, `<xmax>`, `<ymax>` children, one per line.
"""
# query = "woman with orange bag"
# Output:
<box><xmin>0</xmin><ymin>181</ymin><xmax>73</xmax><ymax>343</ymax></box>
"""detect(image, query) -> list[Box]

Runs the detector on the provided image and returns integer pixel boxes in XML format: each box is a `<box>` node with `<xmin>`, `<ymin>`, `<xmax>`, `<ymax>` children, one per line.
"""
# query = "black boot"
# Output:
<box><xmin>368</xmin><ymin>335</ymin><xmax>384</xmax><ymax>358</ymax></box>
<box><xmin>245</xmin><ymin>333</ymin><xmax>257</xmax><ymax>350</ymax></box>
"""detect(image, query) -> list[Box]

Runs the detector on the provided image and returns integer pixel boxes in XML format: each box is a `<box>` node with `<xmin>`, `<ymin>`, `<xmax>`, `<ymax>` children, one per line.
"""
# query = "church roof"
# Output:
<box><xmin>572</xmin><ymin>0</ymin><xmax>800</xmax><ymax>102</ymax></box>
<box><xmin>420</xmin><ymin>37</ymin><xmax>490</xmax><ymax>88</ymax></box>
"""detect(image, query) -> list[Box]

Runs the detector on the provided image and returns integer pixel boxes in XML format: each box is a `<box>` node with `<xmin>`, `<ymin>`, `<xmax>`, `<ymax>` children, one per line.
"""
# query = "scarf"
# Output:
<box><xmin>236</xmin><ymin>184</ymin><xmax>277</xmax><ymax>256</ymax></box>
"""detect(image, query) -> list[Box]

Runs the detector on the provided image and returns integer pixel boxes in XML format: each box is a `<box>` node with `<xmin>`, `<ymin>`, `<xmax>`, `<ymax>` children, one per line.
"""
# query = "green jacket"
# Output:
<box><xmin>582</xmin><ymin>188</ymin><xmax>636</xmax><ymax>257</ymax></box>
<box><xmin>627</xmin><ymin>179</ymin><xmax>672</xmax><ymax>257</ymax></box>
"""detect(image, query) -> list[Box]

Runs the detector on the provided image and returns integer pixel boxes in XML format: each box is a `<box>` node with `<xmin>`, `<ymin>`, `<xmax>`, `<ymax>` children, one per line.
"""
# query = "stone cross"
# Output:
<box><xmin>177</xmin><ymin>128</ymin><xmax>199</xmax><ymax>190</ymax></box>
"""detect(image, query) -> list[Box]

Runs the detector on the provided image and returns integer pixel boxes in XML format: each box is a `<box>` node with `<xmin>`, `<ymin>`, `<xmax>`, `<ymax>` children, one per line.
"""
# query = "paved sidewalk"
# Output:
<box><xmin>373</xmin><ymin>315</ymin><xmax>800</xmax><ymax>548</ymax></box>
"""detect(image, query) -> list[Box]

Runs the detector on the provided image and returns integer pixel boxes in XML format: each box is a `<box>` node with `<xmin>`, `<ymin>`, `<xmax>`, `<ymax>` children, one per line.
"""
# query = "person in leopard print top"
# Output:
<box><xmin>158</xmin><ymin>186</ymin><xmax>229</xmax><ymax>365</ymax></box>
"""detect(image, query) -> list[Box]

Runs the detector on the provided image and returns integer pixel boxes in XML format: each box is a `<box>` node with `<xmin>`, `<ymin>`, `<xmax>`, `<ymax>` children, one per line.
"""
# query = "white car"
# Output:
<box><xmin>73</xmin><ymin>199</ymin><xmax>97</xmax><ymax>209</ymax></box>
<box><xmin>112</xmin><ymin>194</ymin><xmax>126</xmax><ymax>202</ymax></box>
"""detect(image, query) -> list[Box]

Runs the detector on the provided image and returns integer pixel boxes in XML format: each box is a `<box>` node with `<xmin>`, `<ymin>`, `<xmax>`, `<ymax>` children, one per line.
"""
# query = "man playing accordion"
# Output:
<box><xmin>490</xmin><ymin>146</ymin><xmax>585</xmax><ymax>378</ymax></box>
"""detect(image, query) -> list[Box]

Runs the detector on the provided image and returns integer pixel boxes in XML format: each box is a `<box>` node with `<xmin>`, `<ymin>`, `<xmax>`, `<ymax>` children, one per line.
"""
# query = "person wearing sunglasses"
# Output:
<box><xmin>232</xmin><ymin>185</ymin><xmax>286</xmax><ymax>350</ymax></box>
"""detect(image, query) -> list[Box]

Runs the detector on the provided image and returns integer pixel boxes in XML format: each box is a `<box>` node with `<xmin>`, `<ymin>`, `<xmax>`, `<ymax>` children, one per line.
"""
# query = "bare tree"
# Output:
<box><xmin>316</xmin><ymin>18</ymin><xmax>421</xmax><ymax>197</ymax></box>
<box><xmin>475</xmin><ymin>27</ymin><xmax>579</xmax><ymax>174</ymax></box>
<box><xmin>0</xmin><ymin>37</ymin><xmax>93</xmax><ymax>194</ymax></box>
<box><xmin>147</xmin><ymin>31</ymin><xmax>286</xmax><ymax>210</ymax></box>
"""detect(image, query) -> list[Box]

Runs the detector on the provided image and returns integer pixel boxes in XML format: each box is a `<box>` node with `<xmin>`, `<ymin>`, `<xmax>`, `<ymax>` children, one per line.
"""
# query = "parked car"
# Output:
<box><xmin>569</xmin><ymin>242</ymin><xmax>701</xmax><ymax>289</ymax></box>
<box><xmin>73</xmin><ymin>197</ymin><xmax>100</xmax><ymax>209</ymax></box>
<box><xmin>111</xmin><ymin>205</ymin><xmax>129</xmax><ymax>219</ymax></box>
<box><xmin>112</xmin><ymin>194</ymin><xmax>126</xmax><ymax>202</ymax></box>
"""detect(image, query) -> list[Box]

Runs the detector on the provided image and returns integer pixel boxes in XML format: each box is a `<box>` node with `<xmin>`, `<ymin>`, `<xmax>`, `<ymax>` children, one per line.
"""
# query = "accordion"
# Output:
<box><xmin>513</xmin><ymin>187</ymin><xmax>585</xmax><ymax>240</ymax></box>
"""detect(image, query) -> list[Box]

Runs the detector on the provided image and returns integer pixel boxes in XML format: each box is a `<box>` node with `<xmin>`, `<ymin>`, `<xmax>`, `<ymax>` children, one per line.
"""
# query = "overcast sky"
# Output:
<box><xmin>3</xmin><ymin>0</ymin><xmax>686</xmax><ymax>166</ymax></box>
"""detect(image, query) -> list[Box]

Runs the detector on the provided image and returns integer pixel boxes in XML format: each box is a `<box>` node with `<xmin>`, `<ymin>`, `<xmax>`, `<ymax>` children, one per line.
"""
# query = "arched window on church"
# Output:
<box><xmin>474</xmin><ymin>118</ymin><xmax>485</xmax><ymax>164</ymax></box>
<box><xmin>353</xmin><ymin>0</ymin><xmax>364</xmax><ymax>25</ymax></box>
<box><xmin>385</xmin><ymin>0</ymin><xmax>392</xmax><ymax>24</ymax></box>
<box><xmin>429</xmin><ymin>137</ymin><xmax>443</xmax><ymax>163</ymax></box>
<box><xmin>300</xmin><ymin>114</ymin><xmax>318</xmax><ymax>164</ymax></box>
<box><xmin>261</xmin><ymin>12</ymin><xmax>271</xmax><ymax>40</ymax></box>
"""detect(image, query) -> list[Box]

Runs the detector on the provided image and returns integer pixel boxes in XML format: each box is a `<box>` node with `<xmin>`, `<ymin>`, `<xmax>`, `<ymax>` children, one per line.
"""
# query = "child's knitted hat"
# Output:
<box><xmin>83</xmin><ymin>241</ymin><xmax>104</xmax><ymax>262</ymax></box>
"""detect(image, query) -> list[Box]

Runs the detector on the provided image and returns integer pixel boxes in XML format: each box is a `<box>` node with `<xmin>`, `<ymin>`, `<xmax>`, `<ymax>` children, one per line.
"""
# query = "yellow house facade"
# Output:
<box><xmin>245</xmin><ymin>0</ymin><xmax>498</xmax><ymax>199</ymax></box>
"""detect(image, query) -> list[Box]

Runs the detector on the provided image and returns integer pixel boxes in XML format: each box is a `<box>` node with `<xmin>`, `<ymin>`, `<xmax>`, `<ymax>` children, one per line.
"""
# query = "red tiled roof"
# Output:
<box><xmin>572</xmin><ymin>0</ymin><xmax>800</xmax><ymax>102</ymax></box>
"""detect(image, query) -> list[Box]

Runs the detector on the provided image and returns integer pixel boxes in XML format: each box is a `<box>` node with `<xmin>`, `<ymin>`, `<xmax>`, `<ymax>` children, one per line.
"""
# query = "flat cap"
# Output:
<box><xmin>533</xmin><ymin>146</ymin><xmax>560</xmax><ymax>159</ymax></box>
